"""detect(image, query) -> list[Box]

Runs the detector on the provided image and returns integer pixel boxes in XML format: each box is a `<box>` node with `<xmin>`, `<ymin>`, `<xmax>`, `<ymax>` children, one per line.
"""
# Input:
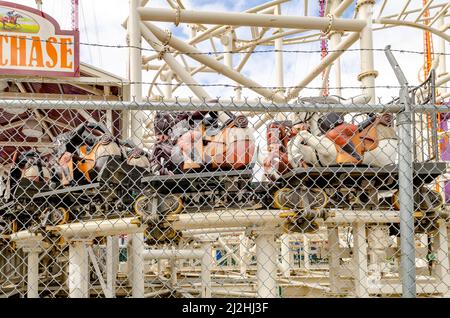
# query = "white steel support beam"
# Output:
<box><xmin>106</xmin><ymin>236</ymin><xmax>119</xmax><ymax>298</ymax></box>
<box><xmin>352</xmin><ymin>223</ymin><xmax>369</xmax><ymax>297</ymax></box>
<box><xmin>329</xmin><ymin>0</ymin><xmax>343</xmax><ymax>96</ymax></box>
<box><xmin>140</xmin><ymin>24</ymin><xmax>211</xmax><ymax>101</ymax></box>
<box><xmin>53</xmin><ymin>217</ymin><xmax>144</xmax><ymax>238</ymax></box>
<box><xmin>374</xmin><ymin>18</ymin><xmax>450</xmax><ymax>45</ymax></box>
<box><xmin>274</xmin><ymin>5</ymin><xmax>284</xmax><ymax>93</ymax></box>
<box><xmin>68</xmin><ymin>240</ymin><xmax>90</xmax><ymax>298</ymax></box>
<box><xmin>21</xmin><ymin>241</ymin><xmax>42</xmax><ymax>299</ymax></box>
<box><xmin>143</xmin><ymin>249</ymin><xmax>206</xmax><ymax>259</ymax></box>
<box><xmin>286</xmin><ymin>32</ymin><xmax>360</xmax><ymax>101</ymax></box>
<box><xmin>334</xmin><ymin>0</ymin><xmax>354</xmax><ymax>17</ymax></box>
<box><xmin>129</xmin><ymin>0</ymin><xmax>145</xmax><ymax>146</ymax></box>
<box><xmin>130</xmin><ymin>233</ymin><xmax>145</xmax><ymax>298</ymax></box>
<box><xmin>143</xmin><ymin>22</ymin><xmax>286</xmax><ymax>103</ymax></box>
<box><xmin>26</xmin><ymin>249</ymin><xmax>40</xmax><ymax>298</ymax></box>
<box><xmin>139</xmin><ymin>23</ymin><xmax>233</xmax><ymax>122</ymax></box>
<box><xmin>327</xmin><ymin>226</ymin><xmax>341</xmax><ymax>293</ymax></box>
<box><xmin>256</xmin><ymin>231</ymin><xmax>278</xmax><ymax>298</ymax></box>
<box><xmin>357</xmin><ymin>0</ymin><xmax>377</xmax><ymax>103</ymax></box>
<box><xmin>222</xmin><ymin>28</ymin><xmax>240</xmax><ymax>100</ymax></box>
<box><xmin>171</xmin><ymin>210</ymin><xmax>286</xmax><ymax>230</ymax></box>
<box><xmin>138</xmin><ymin>7</ymin><xmax>366</xmax><ymax>31</ymax></box>
<box><xmin>223</xmin><ymin>29</ymin><xmax>233</xmax><ymax>72</ymax></box>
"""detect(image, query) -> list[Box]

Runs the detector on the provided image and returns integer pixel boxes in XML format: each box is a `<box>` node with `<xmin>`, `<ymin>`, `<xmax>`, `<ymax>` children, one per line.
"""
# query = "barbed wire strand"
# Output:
<box><xmin>1</xmin><ymin>80</ymin><xmax>448</xmax><ymax>90</ymax></box>
<box><xmin>1</xmin><ymin>35</ymin><xmax>449</xmax><ymax>56</ymax></box>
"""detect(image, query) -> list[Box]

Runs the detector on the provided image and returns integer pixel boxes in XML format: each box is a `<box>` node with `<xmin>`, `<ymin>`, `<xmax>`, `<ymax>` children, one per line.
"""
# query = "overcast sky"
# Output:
<box><xmin>8</xmin><ymin>0</ymin><xmax>450</xmax><ymax>102</ymax></box>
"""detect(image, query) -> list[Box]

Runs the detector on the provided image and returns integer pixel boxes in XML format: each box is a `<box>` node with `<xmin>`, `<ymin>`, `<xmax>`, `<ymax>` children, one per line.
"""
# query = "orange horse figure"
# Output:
<box><xmin>1</xmin><ymin>13</ymin><xmax>23</xmax><ymax>29</ymax></box>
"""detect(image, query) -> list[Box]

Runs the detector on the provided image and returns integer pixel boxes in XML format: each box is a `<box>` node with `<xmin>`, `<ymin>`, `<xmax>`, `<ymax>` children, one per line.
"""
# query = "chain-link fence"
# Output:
<box><xmin>0</xmin><ymin>85</ymin><xmax>449</xmax><ymax>298</ymax></box>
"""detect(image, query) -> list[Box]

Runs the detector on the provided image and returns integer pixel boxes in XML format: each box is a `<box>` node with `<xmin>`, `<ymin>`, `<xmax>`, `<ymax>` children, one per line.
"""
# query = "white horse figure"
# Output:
<box><xmin>288</xmin><ymin>130</ymin><xmax>337</xmax><ymax>167</ymax></box>
<box><xmin>362</xmin><ymin>120</ymin><xmax>398</xmax><ymax>166</ymax></box>
<box><xmin>287</xmin><ymin>114</ymin><xmax>398</xmax><ymax>168</ymax></box>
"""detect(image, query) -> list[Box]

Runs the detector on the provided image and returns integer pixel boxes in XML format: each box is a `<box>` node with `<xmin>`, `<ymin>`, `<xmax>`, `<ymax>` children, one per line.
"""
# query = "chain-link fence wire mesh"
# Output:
<box><xmin>0</xmin><ymin>95</ymin><xmax>449</xmax><ymax>298</ymax></box>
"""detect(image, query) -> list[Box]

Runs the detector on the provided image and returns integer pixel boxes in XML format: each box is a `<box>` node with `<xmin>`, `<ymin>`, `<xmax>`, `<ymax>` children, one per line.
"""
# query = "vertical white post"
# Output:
<box><xmin>274</xmin><ymin>5</ymin><xmax>284</xmax><ymax>91</ymax></box>
<box><xmin>68</xmin><ymin>240</ymin><xmax>89</xmax><ymax>298</ymax></box>
<box><xmin>357</xmin><ymin>0</ymin><xmax>377</xmax><ymax>102</ymax></box>
<box><xmin>24</xmin><ymin>246</ymin><xmax>41</xmax><ymax>298</ymax></box>
<box><xmin>106</xmin><ymin>236</ymin><xmax>119</xmax><ymax>298</ymax></box>
<box><xmin>432</xmin><ymin>219</ymin><xmax>450</xmax><ymax>293</ymax></box>
<box><xmin>126</xmin><ymin>236</ymin><xmax>134</xmax><ymax>284</ymax></box>
<box><xmin>222</xmin><ymin>28</ymin><xmax>240</xmax><ymax>102</ymax></box>
<box><xmin>280</xmin><ymin>234</ymin><xmax>291</xmax><ymax>277</ymax></box>
<box><xmin>129</xmin><ymin>0</ymin><xmax>144</xmax><ymax>146</ymax></box>
<box><xmin>169</xmin><ymin>258</ymin><xmax>177</xmax><ymax>286</ymax></box>
<box><xmin>256</xmin><ymin>231</ymin><xmax>278</xmax><ymax>298</ymax></box>
<box><xmin>223</xmin><ymin>29</ymin><xmax>233</xmax><ymax>71</ymax></box>
<box><xmin>239</xmin><ymin>233</ymin><xmax>249</xmax><ymax>276</ymax></box>
<box><xmin>162</xmin><ymin>71</ymin><xmax>173</xmax><ymax>99</ymax></box>
<box><xmin>352</xmin><ymin>223</ymin><xmax>369</xmax><ymax>297</ymax></box>
<box><xmin>130</xmin><ymin>233</ymin><xmax>145</xmax><ymax>298</ymax></box>
<box><xmin>328</xmin><ymin>0</ymin><xmax>343</xmax><ymax>96</ymax></box>
<box><xmin>274</xmin><ymin>4</ymin><xmax>285</xmax><ymax>120</ymax></box>
<box><xmin>327</xmin><ymin>226</ymin><xmax>341</xmax><ymax>293</ymax></box>
<box><xmin>201</xmin><ymin>241</ymin><xmax>213</xmax><ymax>298</ymax></box>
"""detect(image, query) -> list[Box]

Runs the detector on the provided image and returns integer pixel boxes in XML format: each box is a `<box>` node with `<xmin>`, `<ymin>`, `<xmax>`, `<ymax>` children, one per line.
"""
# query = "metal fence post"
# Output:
<box><xmin>385</xmin><ymin>45</ymin><xmax>416</xmax><ymax>298</ymax></box>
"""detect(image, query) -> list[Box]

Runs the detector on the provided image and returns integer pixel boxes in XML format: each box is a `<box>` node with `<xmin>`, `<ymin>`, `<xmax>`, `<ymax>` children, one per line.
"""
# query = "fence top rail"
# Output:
<box><xmin>0</xmin><ymin>99</ymin><xmax>434</xmax><ymax>113</ymax></box>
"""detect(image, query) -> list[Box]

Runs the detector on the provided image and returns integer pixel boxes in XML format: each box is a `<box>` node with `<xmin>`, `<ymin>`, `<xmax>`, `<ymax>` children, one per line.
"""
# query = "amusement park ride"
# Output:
<box><xmin>0</xmin><ymin>0</ymin><xmax>450</xmax><ymax>298</ymax></box>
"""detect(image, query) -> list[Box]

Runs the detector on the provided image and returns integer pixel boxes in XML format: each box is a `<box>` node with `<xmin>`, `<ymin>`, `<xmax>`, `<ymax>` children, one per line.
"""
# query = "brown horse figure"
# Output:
<box><xmin>1</xmin><ymin>13</ymin><xmax>23</xmax><ymax>29</ymax></box>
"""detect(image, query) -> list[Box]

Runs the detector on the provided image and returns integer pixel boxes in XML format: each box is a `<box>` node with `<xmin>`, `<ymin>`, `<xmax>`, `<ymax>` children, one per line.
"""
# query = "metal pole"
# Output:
<box><xmin>397</xmin><ymin>83</ymin><xmax>416</xmax><ymax>298</ymax></box>
<box><xmin>385</xmin><ymin>46</ymin><xmax>416</xmax><ymax>298</ymax></box>
<box><xmin>255</xmin><ymin>231</ymin><xmax>278</xmax><ymax>298</ymax></box>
